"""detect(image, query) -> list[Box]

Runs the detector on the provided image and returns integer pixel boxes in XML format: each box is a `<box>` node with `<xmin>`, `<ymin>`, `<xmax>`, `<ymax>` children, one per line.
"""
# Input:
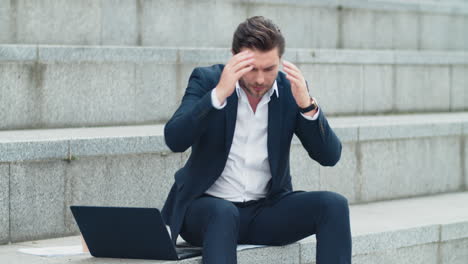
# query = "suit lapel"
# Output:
<box><xmin>267</xmin><ymin>90</ymin><xmax>282</xmax><ymax>180</ymax></box>
<box><xmin>224</xmin><ymin>92</ymin><xmax>238</xmax><ymax>154</ymax></box>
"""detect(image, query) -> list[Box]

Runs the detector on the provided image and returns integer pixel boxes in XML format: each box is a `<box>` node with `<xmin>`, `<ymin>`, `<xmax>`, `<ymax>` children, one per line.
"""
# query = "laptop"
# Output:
<box><xmin>70</xmin><ymin>205</ymin><xmax>202</xmax><ymax>260</ymax></box>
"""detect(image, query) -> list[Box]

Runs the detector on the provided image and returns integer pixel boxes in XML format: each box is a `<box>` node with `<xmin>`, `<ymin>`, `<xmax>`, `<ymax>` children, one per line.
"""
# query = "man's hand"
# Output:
<box><xmin>215</xmin><ymin>51</ymin><xmax>254</xmax><ymax>104</ymax></box>
<box><xmin>283</xmin><ymin>60</ymin><xmax>312</xmax><ymax>109</ymax></box>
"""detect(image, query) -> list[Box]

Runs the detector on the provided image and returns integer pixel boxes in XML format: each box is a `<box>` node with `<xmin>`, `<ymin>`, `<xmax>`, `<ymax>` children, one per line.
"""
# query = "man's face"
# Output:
<box><xmin>237</xmin><ymin>47</ymin><xmax>280</xmax><ymax>99</ymax></box>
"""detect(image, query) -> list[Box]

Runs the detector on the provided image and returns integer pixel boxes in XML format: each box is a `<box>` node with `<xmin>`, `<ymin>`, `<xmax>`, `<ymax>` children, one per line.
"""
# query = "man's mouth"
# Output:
<box><xmin>253</xmin><ymin>86</ymin><xmax>264</xmax><ymax>92</ymax></box>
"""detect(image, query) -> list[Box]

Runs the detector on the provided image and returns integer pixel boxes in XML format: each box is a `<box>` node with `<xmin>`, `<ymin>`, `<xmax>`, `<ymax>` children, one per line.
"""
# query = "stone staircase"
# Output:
<box><xmin>0</xmin><ymin>0</ymin><xmax>467</xmax><ymax>263</ymax></box>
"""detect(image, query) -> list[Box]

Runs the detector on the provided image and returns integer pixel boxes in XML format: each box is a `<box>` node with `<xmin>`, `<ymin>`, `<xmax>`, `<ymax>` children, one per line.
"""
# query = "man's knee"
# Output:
<box><xmin>318</xmin><ymin>191</ymin><xmax>349</xmax><ymax>220</ymax></box>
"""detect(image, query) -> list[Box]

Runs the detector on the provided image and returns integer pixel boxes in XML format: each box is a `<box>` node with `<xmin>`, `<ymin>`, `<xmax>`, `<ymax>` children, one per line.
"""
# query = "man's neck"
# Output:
<box><xmin>239</xmin><ymin>85</ymin><xmax>262</xmax><ymax>113</ymax></box>
<box><xmin>247</xmin><ymin>95</ymin><xmax>261</xmax><ymax>113</ymax></box>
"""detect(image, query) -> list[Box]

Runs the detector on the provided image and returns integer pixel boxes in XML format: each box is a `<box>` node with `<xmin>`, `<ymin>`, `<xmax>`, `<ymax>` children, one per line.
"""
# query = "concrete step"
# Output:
<box><xmin>0</xmin><ymin>0</ymin><xmax>467</xmax><ymax>51</ymax></box>
<box><xmin>1</xmin><ymin>44</ymin><xmax>467</xmax><ymax>130</ymax></box>
<box><xmin>0</xmin><ymin>112</ymin><xmax>467</xmax><ymax>244</ymax></box>
<box><xmin>1</xmin><ymin>192</ymin><xmax>467</xmax><ymax>264</ymax></box>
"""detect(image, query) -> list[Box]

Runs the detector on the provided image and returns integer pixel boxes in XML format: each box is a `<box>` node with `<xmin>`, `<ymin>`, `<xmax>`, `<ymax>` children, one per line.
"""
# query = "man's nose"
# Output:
<box><xmin>256</xmin><ymin>72</ymin><xmax>265</xmax><ymax>85</ymax></box>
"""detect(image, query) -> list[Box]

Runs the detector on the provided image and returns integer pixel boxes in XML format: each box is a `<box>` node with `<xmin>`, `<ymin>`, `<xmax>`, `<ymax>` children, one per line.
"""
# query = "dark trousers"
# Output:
<box><xmin>180</xmin><ymin>191</ymin><xmax>352</xmax><ymax>264</ymax></box>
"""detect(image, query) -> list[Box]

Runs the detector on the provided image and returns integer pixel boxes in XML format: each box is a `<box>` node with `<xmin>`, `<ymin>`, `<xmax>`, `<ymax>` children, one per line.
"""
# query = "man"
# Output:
<box><xmin>162</xmin><ymin>16</ymin><xmax>351</xmax><ymax>264</ymax></box>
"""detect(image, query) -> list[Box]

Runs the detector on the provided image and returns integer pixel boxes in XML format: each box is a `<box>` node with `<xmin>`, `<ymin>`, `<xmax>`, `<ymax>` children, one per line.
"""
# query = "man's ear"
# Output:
<box><xmin>231</xmin><ymin>49</ymin><xmax>235</xmax><ymax>56</ymax></box>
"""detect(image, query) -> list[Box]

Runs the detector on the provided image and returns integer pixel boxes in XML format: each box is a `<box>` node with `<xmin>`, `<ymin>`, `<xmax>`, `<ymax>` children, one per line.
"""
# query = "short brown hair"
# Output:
<box><xmin>232</xmin><ymin>16</ymin><xmax>285</xmax><ymax>57</ymax></box>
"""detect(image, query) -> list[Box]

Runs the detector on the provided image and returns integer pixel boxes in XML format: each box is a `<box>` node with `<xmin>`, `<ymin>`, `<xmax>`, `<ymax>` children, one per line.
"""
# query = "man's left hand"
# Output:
<box><xmin>282</xmin><ymin>61</ymin><xmax>313</xmax><ymax>109</ymax></box>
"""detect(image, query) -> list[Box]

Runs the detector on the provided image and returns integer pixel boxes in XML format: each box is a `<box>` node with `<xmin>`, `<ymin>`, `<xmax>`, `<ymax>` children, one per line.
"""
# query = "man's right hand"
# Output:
<box><xmin>215</xmin><ymin>50</ymin><xmax>255</xmax><ymax>104</ymax></box>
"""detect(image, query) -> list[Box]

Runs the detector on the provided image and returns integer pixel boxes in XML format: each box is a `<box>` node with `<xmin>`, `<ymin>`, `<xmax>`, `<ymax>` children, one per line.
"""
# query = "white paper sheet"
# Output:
<box><xmin>236</xmin><ymin>244</ymin><xmax>266</xmax><ymax>251</ymax></box>
<box><xmin>18</xmin><ymin>246</ymin><xmax>87</xmax><ymax>257</ymax></box>
<box><xmin>177</xmin><ymin>241</ymin><xmax>266</xmax><ymax>251</ymax></box>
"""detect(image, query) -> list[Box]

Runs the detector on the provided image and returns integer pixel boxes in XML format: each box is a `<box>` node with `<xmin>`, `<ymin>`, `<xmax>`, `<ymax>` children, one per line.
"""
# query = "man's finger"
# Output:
<box><xmin>283</xmin><ymin>67</ymin><xmax>300</xmax><ymax>78</ymax></box>
<box><xmin>286</xmin><ymin>74</ymin><xmax>300</xmax><ymax>87</ymax></box>
<box><xmin>283</xmin><ymin>63</ymin><xmax>302</xmax><ymax>76</ymax></box>
<box><xmin>236</xmin><ymin>65</ymin><xmax>254</xmax><ymax>78</ymax></box>
<box><xmin>231</xmin><ymin>51</ymin><xmax>254</xmax><ymax>64</ymax></box>
<box><xmin>283</xmin><ymin>60</ymin><xmax>300</xmax><ymax>71</ymax></box>
<box><xmin>227</xmin><ymin>53</ymin><xmax>253</xmax><ymax>70</ymax></box>
<box><xmin>232</xmin><ymin>58</ymin><xmax>254</xmax><ymax>73</ymax></box>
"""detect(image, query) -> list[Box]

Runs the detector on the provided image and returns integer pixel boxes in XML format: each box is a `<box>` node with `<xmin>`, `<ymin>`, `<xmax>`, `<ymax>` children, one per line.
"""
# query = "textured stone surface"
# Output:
<box><xmin>362</xmin><ymin>65</ymin><xmax>393</xmax><ymax>113</ymax></box>
<box><xmin>450</xmin><ymin>15</ymin><xmax>468</xmax><ymax>50</ymax></box>
<box><xmin>290</xmin><ymin>145</ymin><xmax>320</xmax><ymax>191</ymax></box>
<box><xmin>342</xmin><ymin>9</ymin><xmax>393</xmax><ymax>49</ymax></box>
<box><xmin>248</xmin><ymin>4</ymin><xmax>337</xmax><ymax>49</ymax></box>
<box><xmin>15</xmin><ymin>0</ymin><xmax>100</xmax><ymax>45</ymax></box>
<box><xmin>9</xmin><ymin>161</ymin><xmax>67</xmax><ymax>242</ymax></box>
<box><xmin>319</xmin><ymin>143</ymin><xmax>358</xmax><ymax>202</ymax></box>
<box><xmin>440</xmin><ymin>238</ymin><xmax>468</xmax><ymax>264</ymax></box>
<box><xmin>442</xmin><ymin>221</ymin><xmax>468</xmax><ymax>241</ymax></box>
<box><xmin>0</xmin><ymin>0</ymin><xmax>12</xmax><ymax>43</ymax></box>
<box><xmin>351</xmin><ymin>192</ymin><xmax>468</xmax><ymax>236</ymax></box>
<box><xmin>140</xmin><ymin>0</ymin><xmax>245</xmax><ymax>47</ymax></box>
<box><xmin>135</xmin><ymin>63</ymin><xmax>179</xmax><ymax>123</ymax></box>
<box><xmin>39</xmin><ymin>62</ymin><xmax>135</xmax><ymax>127</ymax></box>
<box><xmin>0</xmin><ymin>47</ymin><xmax>467</xmax><ymax>129</ymax></box>
<box><xmin>101</xmin><ymin>0</ymin><xmax>138</xmax><ymax>46</ymax></box>
<box><xmin>352</xmin><ymin>243</ymin><xmax>438</xmax><ymax>264</ymax></box>
<box><xmin>452</xmin><ymin>66</ymin><xmax>468</xmax><ymax>110</ymax></box>
<box><xmin>302</xmin><ymin>241</ymin><xmax>440</xmax><ymax>264</ymax></box>
<box><xmin>392</xmin><ymin>11</ymin><xmax>419</xmax><ymax>49</ymax></box>
<box><xmin>300</xmin><ymin>64</ymin><xmax>363</xmax><ymax>115</ymax></box>
<box><xmin>360</xmin><ymin>137</ymin><xmax>462</xmax><ymax>201</ymax></box>
<box><xmin>420</xmin><ymin>14</ymin><xmax>452</xmax><ymax>50</ymax></box>
<box><xmin>64</xmin><ymin>153</ymin><xmax>182</xmax><ymax>234</ymax></box>
<box><xmin>1</xmin><ymin>0</ymin><xmax>467</xmax><ymax>50</ymax></box>
<box><xmin>358</xmin><ymin>121</ymin><xmax>461</xmax><ymax>140</ymax></box>
<box><xmin>0</xmin><ymin>164</ymin><xmax>9</xmax><ymax>244</ymax></box>
<box><xmin>0</xmin><ymin>45</ymin><xmax>37</xmax><ymax>61</ymax></box>
<box><xmin>300</xmin><ymin>226</ymin><xmax>440</xmax><ymax>264</ymax></box>
<box><xmin>0</xmin><ymin>63</ymin><xmax>41</xmax><ymax>130</ymax></box>
<box><xmin>238</xmin><ymin>243</ymin><xmax>300</xmax><ymax>264</ymax></box>
<box><xmin>0</xmin><ymin>141</ymin><xmax>69</xmax><ymax>163</ymax></box>
<box><xmin>395</xmin><ymin>66</ymin><xmax>451</xmax><ymax>112</ymax></box>
<box><xmin>69</xmin><ymin>135</ymin><xmax>166</xmax><ymax>158</ymax></box>
<box><xmin>3</xmin><ymin>192</ymin><xmax>468</xmax><ymax>262</ymax></box>
<box><xmin>38</xmin><ymin>46</ymin><xmax>178</xmax><ymax>63</ymax></box>
<box><xmin>352</xmin><ymin>225</ymin><xmax>439</xmax><ymax>255</ymax></box>
<box><xmin>465</xmin><ymin>135</ymin><xmax>467</xmax><ymax>191</ymax></box>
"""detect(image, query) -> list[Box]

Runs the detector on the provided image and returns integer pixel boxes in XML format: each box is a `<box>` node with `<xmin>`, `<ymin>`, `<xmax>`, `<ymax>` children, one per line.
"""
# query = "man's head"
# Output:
<box><xmin>232</xmin><ymin>16</ymin><xmax>285</xmax><ymax>99</ymax></box>
<box><xmin>232</xmin><ymin>16</ymin><xmax>285</xmax><ymax>57</ymax></box>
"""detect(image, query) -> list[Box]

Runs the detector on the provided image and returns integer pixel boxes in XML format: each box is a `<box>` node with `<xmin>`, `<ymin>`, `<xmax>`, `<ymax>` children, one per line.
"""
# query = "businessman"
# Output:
<box><xmin>162</xmin><ymin>16</ymin><xmax>352</xmax><ymax>264</ymax></box>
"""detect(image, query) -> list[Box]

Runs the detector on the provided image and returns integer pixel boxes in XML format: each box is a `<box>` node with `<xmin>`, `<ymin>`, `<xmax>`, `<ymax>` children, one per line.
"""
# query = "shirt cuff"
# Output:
<box><xmin>211</xmin><ymin>89</ymin><xmax>227</xmax><ymax>109</ymax></box>
<box><xmin>300</xmin><ymin>97</ymin><xmax>320</xmax><ymax>120</ymax></box>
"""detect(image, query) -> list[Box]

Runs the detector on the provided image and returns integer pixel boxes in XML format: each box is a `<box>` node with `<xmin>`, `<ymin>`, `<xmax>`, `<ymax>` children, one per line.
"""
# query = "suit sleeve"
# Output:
<box><xmin>294</xmin><ymin>109</ymin><xmax>342</xmax><ymax>166</ymax></box>
<box><xmin>164</xmin><ymin>68</ymin><xmax>217</xmax><ymax>152</ymax></box>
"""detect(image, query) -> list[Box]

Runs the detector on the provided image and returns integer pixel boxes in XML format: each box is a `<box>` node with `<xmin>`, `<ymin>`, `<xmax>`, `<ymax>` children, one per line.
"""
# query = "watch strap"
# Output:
<box><xmin>299</xmin><ymin>98</ymin><xmax>318</xmax><ymax>113</ymax></box>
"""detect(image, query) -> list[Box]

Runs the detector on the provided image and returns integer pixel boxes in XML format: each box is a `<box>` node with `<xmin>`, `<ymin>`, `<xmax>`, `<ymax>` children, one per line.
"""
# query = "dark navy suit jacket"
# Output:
<box><xmin>161</xmin><ymin>64</ymin><xmax>342</xmax><ymax>244</ymax></box>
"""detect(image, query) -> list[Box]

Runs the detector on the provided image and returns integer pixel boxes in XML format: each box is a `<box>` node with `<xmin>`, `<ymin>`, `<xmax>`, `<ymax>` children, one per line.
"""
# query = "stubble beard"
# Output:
<box><xmin>239</xmin><ymin>79</ymin><xmax>273</xmax><ymax>99</ymax></box>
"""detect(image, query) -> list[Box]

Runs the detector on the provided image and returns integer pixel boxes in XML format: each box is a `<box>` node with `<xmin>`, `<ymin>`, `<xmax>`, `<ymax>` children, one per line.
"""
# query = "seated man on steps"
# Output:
<box><xmin>162</xmin><ymin>16</ymin><xmax>352</xmax><ymax>264</ymax></box>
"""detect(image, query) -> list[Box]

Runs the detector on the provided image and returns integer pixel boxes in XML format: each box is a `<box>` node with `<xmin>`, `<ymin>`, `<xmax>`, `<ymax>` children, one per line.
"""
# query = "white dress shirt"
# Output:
<box><xmin>205</xmin><ymin>80</ymin><xmax>320</xmax><ymax>202</ymax></box>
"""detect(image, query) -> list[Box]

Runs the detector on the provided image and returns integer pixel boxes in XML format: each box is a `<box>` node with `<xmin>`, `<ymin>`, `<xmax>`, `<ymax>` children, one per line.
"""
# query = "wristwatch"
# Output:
<box><xmin>299</xmin><ymin>97</ymin><xmax>318</xmax><ymax>113</ymax></box>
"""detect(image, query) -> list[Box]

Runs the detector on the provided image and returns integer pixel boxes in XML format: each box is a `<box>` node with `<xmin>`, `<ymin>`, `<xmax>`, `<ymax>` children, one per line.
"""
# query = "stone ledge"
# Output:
<box><xmin>1</xmin><ymin>192</ymin><xmax>468</xmax><ymax>264</ymax></box>
<box><xmin>1</xmin><ymin>112</ymin><xmax>467</xmax><ymax>162</ymax></box>
<box><xmin>1</xmin><ymin>45</ymin><xmax>468</xmax><ymax>65</ymax></box>
<box><xmin>250</xmin><ymin>0</ymin><xmax>468</xmax><ymax>15</ymax></box>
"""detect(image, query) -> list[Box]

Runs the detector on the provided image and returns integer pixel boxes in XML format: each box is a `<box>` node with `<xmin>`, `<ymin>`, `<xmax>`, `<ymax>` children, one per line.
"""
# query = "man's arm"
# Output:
<box><xmin>295</xmin><ymin>110</ymin><xmax>342</xmax><ymax>166</ymax></box>
<box><xmin>282</xmin><ymin>60</ymin><xmax>341</xmax><ymax>166</ymax></box>
<box><xmin>165</xmin><ymin>51</ymin><xmax>255</xmax><ymax>152</ymax></box>
<box><xmin>164</xmin><ymin>67</ymin><xmax>217</xmax><ymax>152</ymax></box>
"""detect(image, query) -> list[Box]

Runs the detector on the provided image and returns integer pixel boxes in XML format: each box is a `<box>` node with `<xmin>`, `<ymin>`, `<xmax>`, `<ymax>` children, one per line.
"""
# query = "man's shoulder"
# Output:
<box><xmin>193</xmin><ymin>64</ymin><xmax>225</xmax><ymax>79</ymax></box>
